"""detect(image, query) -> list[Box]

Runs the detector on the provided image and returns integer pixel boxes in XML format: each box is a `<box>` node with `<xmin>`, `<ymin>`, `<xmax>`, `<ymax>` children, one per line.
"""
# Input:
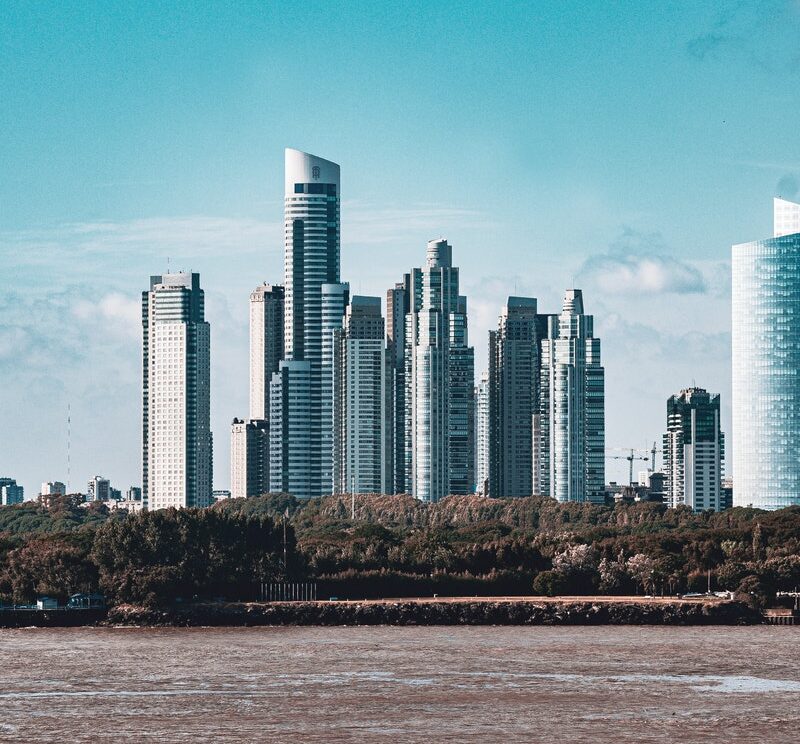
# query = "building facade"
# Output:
<box><xmin>0</xmin><ymin>478</ymin><xmax>24</xmax><ymax>505</ymax></box>
<box><xmin>403</xmin><ymin>239</ymin><xmax>475</xmax><ymax>502</ymax></box>
<box><xmin>474</xmin><ymin>372</ymin><xmax>490</xmax><ymax>495</ymax></box>
<box><xmin>488</xmin><ymin>297</ymin><xmax>547</xmax><ymax>498</ymax></box>
<box><xmin>230</xmin><ymin>418</ymin><xmax>270</xmax><ymax>499</ymax></box>
<box><xmin>249</xmin><ymin>284</ymin><xmax>284</xmax><ymax>420</ymax></box>
<box><xmin>273</xmin><ymin>149</ymin><xmax>341</xmax><ymax>499</ymax></box>
<box><xmin>733</xmin><ymin>198</ymin><xmax>800</xmax><ymax>509</ymax></box>
<box><xmin>40</xmin><ymin>481</ymin><xmax>66</xmax><ymax>497</ymax></box>
<box><xmin>332</xmin><ymin>296</ymin><xmax>390</xmax><ymax>494</ymax></box>
<box><xmin>142</xmin><ymin>272</ymin><xmax>212</xmax><ymax>510</ymax></box>
<box><xmin>663</xmin><ymin>387</ymin><xmax>724</xmax><ymax>512</ymax></box>
<box><xmin>87</xmin><ymin>476</ymin><xmax>111</xmax><ymax>502</ymax></box>
<box><xmin>387</xmin><ymin>275</ymin><xmax>412</xmax><ymax>494</ymax></box>
<box><xmin>539</xmin><ymin>289</ymin><xmax>605</xmax><ymax>502</ymax></box>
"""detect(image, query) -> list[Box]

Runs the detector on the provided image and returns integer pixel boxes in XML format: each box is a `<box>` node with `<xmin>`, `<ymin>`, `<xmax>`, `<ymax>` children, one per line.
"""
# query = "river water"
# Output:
<box><xmin>0</xmin><ymin>626</ymin><xmax>798</xmax><ymax>742</ymax></box>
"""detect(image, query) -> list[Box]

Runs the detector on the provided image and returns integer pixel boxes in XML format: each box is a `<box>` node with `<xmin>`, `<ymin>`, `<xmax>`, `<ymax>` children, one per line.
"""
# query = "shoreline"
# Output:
<box><xmin>104</xmin><ymin>597</ymin><xmax>762</xmax><ymax>627</ymax></box>
<box><xmin>0</xmin><ymin>597</ymin><xmax>766</xmax><ymax>628</ymax></box>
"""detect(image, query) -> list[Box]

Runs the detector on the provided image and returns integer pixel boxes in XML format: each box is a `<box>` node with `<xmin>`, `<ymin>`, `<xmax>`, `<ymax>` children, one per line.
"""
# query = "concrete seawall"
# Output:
<box><xmin>107</xmin><ymin>598</ymin><xmax>761</xmax><ymax>627</ymax></box>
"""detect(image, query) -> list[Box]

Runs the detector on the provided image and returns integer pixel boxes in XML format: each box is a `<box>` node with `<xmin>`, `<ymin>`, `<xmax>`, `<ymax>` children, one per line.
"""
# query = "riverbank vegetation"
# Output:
<box><xmin>1</xmin><ymin>493</ymin><xmax>799</xmax><ymax>608</ymax></box>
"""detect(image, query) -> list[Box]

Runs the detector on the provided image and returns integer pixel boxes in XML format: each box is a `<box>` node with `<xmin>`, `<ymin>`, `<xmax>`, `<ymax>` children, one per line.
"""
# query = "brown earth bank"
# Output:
<box><xmin>104</xmin><ymin>598</ymin><xmax>762</xmax><ymax>627</ymax></box>
<box><xmin>0</xmin><ymin>608</ymin><xmax>107</xmax><ymax>628</ymax></box>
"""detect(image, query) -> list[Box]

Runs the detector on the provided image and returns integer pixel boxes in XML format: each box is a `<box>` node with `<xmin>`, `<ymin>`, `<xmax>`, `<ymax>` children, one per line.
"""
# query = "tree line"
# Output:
<box><xmin>1</xmin><ymin>493</ymin><xmax>799</xmax><ymax>607</ymax></box>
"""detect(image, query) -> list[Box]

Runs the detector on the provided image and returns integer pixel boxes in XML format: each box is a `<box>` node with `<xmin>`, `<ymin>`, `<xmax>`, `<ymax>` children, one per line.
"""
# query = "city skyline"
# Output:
<box><xmin>3</xmin><ymin>2</ymin><xmax>800</xmax><ymax>496</ymax></box>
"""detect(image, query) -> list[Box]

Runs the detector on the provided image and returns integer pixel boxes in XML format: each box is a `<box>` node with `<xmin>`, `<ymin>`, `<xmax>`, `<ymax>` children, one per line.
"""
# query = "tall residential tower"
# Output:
<box><xmin>142</xmin><ymin>272</ymin><xmax>212</xmax><ymax>510</ymax></box>
<box><xmin>663</xmin><ymin>387</ymin><xmax>724</xmax><ymax>512</ymax></box>
<box><xmin>271</xmin><ymin>149</ymin><xmax>341</xmax><ymax>499</ymax></box>
<box><xmin>539</xmin><ymin>289</ymin><xmax>604</xmax><ymax>502</ymax></box>
<box><xmin>404</xmin><ymin>239</ymin><xmax>475</xmax><ymax>502</ymax></box>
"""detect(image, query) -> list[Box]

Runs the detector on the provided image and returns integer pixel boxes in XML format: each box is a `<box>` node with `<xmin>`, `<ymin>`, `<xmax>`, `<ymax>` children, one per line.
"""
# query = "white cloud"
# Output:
<box><xmin>73</xmin><ymin>292</ymin><xmax>140</xmax><ymax>336</ymax></box>
<box><xmin>578</xmin><ymin>228</ymin><xmax>708</xmax><ymax>295</ymax></box>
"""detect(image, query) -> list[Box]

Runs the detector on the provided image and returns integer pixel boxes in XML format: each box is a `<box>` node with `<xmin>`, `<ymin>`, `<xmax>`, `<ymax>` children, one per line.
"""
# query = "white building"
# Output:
<box><xmin>733</xmin><ymin>198</ymin><xmax>800</xmax><ymax>509</ymax></box>
<box><xmin>87</xmin><ymin>476</ymin><xmax>111</xmax><ymax>502</ymax></box>
<box><xmin>272</xmin><ymin>149</ymin><xmax>341</xmax><ymax>499</ymax></box>
<box><xmin>539</xmin><ymin>289</ymin><xmax>605</xmax><ymax>503</ymax></box>
<box><xmin>474</xmin><ymin>372</ymin><xmax>489</xmax><ymax>495</ymax></box>
<box><xmin>663</xmin><ymin>387</ymin><xmax>724</xmax><ymax>512</ymax></box>
<box><xmin>333</xmin><ymin>296</ymin><xmax>390</xmax><ymax>494</ymax></box>
<box><xmin>230</xmin><ymin>418</ymin><xmax>269</xmax><ymax>499</ymax></box>
<box><xmin>142</xmin><ymin>272</ymin><xmax>212</xmax><ymax>510</ymax></box>
<box><xmin>404</xmin><ymin>239</ymin><xmax>475</xmax><ymax>502</ymax></box>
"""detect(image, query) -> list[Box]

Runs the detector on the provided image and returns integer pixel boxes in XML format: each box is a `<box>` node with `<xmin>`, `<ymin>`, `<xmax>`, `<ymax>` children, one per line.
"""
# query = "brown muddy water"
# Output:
<box><xmin>0</xmin><ymin>626</ymin><xmax>798</xmax><ymax>743</ymax></box>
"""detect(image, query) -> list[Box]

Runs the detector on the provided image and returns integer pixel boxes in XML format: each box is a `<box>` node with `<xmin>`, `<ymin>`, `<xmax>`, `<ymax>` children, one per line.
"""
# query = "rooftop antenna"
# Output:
<box><xmin>67</xmin><ymin>403</ymin><xmax>71</xmax><ymax>493</ymax></box>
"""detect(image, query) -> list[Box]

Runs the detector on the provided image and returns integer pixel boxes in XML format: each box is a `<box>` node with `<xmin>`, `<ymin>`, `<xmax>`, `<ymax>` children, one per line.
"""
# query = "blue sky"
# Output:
<box><xmin>2</xmin><ymin>1</ymin><xmax>800</xmax><ymax>495</ymax></box>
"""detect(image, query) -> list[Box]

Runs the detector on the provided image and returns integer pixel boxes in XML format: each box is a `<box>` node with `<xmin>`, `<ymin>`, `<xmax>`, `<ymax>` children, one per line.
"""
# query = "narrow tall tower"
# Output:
<box><xmin>387</xmin><ymin>275</ymin><xmax>412</xmax><ymax>493</ymax></box>
<box><xmin>142</xmin><ymin>272</ymin><xmax>212</xmax><ymax>510</ymax></box>
<box><xmin>488</xmin><ymin>297</ymin><xmax>547</xmax><ymax>498</ymax></box>
<box><xmin>249</xmin><ymin>283</ymin><xmax>284</xmax><ymax>420</ymax></box>
<box><xmin>733</xmin><ymin>198</ymin><xmax>800</xmax><ymax>509</ymax></box>
<box><xmin>273</xmin><ymin>149</ymin><xmax>341</xmax><ymax>499</ymax></box>
<box><xmin>405</xmin><ymin>239</ymin><xmax>475</xmax><ymax>502</ymax></box>
<box><xmin>333</xmin><ymin>296</ymin><xmax>390</xmax><ymax>494</ymax></box>
<box><xmin>539</xmin><ymin>289</ymin><xmax>604</xmax><ymax>503</ymax></box>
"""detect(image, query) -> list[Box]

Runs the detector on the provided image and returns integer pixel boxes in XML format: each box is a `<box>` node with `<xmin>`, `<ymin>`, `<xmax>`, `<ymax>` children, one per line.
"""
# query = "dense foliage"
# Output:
<box><xmin>1</xmin><ymin>493</ymin><xmax>800</xmax><ymax>607</ymax></box>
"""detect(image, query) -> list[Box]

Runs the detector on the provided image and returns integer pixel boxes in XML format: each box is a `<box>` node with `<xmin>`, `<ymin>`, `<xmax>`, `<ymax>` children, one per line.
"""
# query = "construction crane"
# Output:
<box><xmin>605</xmin><ymin>448</ymin><xmax>650</xmax><ymax>486</ymax></box>
<box><xmin>649</xmin><ymin>441</ymin><xmax>663</xmax><ymax>473</ymax></box>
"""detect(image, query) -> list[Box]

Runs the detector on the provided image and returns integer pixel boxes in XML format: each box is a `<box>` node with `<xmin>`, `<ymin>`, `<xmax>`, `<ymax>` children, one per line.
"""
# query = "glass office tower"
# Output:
<box><xmin>732</xmin><ymin>199</ymin><xmax>800</xmax><ymax>509</ymax></box>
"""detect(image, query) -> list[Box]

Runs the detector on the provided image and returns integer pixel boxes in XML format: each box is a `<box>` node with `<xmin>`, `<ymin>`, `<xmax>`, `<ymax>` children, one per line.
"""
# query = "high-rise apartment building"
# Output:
<box><xmin>87</xmin><ymin>475</ymin><xmax>111</xmax><ymax>502</ymax></box>
<box><xmin>387</xmin><ymin>275</ymin><xmax>412</xmax><ymax>494</ymax></box>
<box><xmin>40</xmin><ymin>481</ymin><xmax>66</xmax><ymax>497</ymax></box>
<box><xmin>0</xmin><ymin>478</ymin><xmax>24</xmax><ymax>505</ymax></box>
<box><xmin>230</xmin><ymin>418</ymin><xmax>269</xmax><ymax>499</ymax></box>
<box><xmin>332</xmin><ymin>296</ymin><xmax>390</xmax><ymax>494</ymax></box>
<box><xmin>474</xmin><ymin>372</ymin><xmax>490</xmax><ymax>495</ymax></box>
<box><xmin>249</xmin><ymin>284</ymin><xmax>284</xmax><ymax>420</ymax></box>
<box><xmin>321</xmin><ymin>282</ymin><xmax>350</xmax><ymax>494</ymax></box>
<box><xmin>539</xmin><ymin>289</ymin><xmax>604</xmax><ymax>502</ymax></box>
<box><xmin>142</xmin><ymin>272</ymin><xmax>212</xmax><ymax>510</ymax></box>
<box><xmin>663</xmin><ymin>387</ymin><xmax>724</xmax><ymax>512</ymax></box>
<box><xmin>733</xmin><ymin>198</ymin><xmax>800</xmax><ymax>509</ymax></box>
<box><xmin>404</xmin><ymin>239</ymin><xmax>475</xmax><ymax>502</ymax></box>
<box><xmin>271</xmin><ymin>149</ymin><xmax>341</xmax><ymax>499</ymax></box>
<box><xmin>269</xmin><ymin>361</ymin><xmax>312</xmax><ymax>495</ymax></box>
<box><xmin>488</xmin><ymin>297</ymin><xmax>548</xmax><ymax>498</ymax></box>
<box><xmin>229</xmin><ymin>283</ymin><xmax>284</xmax><ymax>502</ymax></box>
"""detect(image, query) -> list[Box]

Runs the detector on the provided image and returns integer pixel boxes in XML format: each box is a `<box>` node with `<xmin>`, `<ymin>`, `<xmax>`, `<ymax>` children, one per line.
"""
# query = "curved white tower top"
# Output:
<box><xmin>284</xmin><ymin>148</ymin><xmax>340</xmax><ymax>194</ymax></box>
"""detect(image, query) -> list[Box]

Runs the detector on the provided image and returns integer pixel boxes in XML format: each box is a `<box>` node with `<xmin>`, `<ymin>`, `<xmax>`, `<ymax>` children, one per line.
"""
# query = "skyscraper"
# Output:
<box><xmin>332</xmin><ymin>296</ymin><xmax>390</xmax><ymax>494</ymax></box>
<box><xmin>733</xmin><ymin>198</ymin><xmax>800</xmax><ymax>510</ymax></box>
<box><xmin>230</xmin><ymin>418</ymin><xmax>269</xmax><ymax>499</ymax></box>
<box><xmin>387</xmin><ymin>275</ymin><xmax>412</xmax><ymax>493</ymax></box>
<box><xmin>249</xmin><ymin>284</ymin><xmax>284</xmax><ymax>420</ymax></box>
<box><xmin>404</xmin><ymin>239</ymin><xmax>475</xmax><ymax>502</ymax></box>
<box><xmin>231</xmin><ymin>283</ymin><xmax>284</xmax><ymax>500</ymax></box>
<box><xmin>474</xmin><ymin>372</ymin><xmax>489</xmax><ymax>495</ymax></box>
<box><xmin>269</xmin><ymin>361</ymin><xmax>311</xmax><ymax>495</ymax></box>
<box><xmin>539</xmin><ymin>289</ymin><xmax>604</xmax><ymax>503</ymax></box>
<box><xmin>663</xmin><ymin>387</ymin><xmax>724</xmax><ymax>512</ymax></box>
<box><xmin>272</xmin><ymin>149</ymin><xmax>341</xmax><ymax>499</ymax></box>
<box><xmin>142</xmin><ymin>272</ymin><xmax>212</xmax><ymax>510</ymax></box>
<box><xmin>488</xmin><ymin>297</ymin><xmax>548</xmax><ymax>498</ymax></box>
<box><xmin>321</xmin><ymin>282</ymin><xmax>350</xmax><ymax>493</ymax></box>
